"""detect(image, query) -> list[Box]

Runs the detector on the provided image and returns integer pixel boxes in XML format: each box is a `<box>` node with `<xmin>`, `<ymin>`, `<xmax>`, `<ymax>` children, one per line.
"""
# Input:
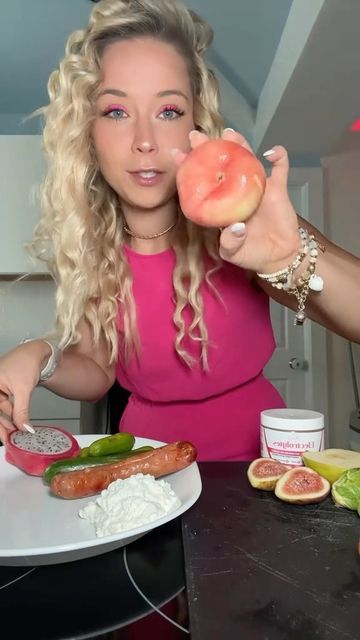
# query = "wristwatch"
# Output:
<box><xmin>22</xmin><ymin>337</ymin><xmax>62</xmax><ymax>384</ymax></box>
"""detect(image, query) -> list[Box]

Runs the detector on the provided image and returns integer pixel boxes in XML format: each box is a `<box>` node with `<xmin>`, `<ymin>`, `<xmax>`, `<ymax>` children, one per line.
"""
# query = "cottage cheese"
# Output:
<box><xmin>78</xmin><ymin>473</ymin><xmax>181</xmax><ymax>537</ymax></box>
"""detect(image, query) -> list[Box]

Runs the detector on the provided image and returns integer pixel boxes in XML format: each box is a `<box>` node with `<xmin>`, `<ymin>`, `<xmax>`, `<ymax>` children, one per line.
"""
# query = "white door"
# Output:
<box><xmin>264</xmin><ymin>168</ymin><xmax>329</xmax><ymax>423</ymax></box>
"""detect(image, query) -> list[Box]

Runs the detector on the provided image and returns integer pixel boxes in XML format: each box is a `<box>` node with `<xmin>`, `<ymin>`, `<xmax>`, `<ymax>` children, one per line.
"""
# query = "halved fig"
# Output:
<box><xmin>275</xmin><ymin>466</ymin><xmax>330</xmax><ymax>504</ymax></box>
<box><xmin>247</xmin><ymin>458</ymin><xmax>292</xmax><ymax>490</ymax></box>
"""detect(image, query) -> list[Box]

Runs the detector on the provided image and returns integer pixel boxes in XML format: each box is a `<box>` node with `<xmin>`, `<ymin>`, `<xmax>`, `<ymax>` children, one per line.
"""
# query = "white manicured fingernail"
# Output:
<box><xmin>263</xmin><ymin>148</ymin><xmax>275</xmax><ymax>157</ymax></box>
<box><xmin>224</xmin><ymin>127</ymin><xmax>235</xmax><ymax>132</ymax></box>
<box><xmin>230</xmin><ymin>222</ymin><xmax>246</xmax><ymax>236</ymax></box>
<box><xmin>23</xmin><ymin>423</ymin><xmax>35</xmax><ymax>434</ymax></box>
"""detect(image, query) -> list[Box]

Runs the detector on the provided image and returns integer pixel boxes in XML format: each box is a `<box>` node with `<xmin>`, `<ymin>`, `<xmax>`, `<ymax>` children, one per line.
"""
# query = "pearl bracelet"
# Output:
<box><xmin>257</xmin><ymin>227</ymin><xmax>325</xmax><ymax>325</ymax></box>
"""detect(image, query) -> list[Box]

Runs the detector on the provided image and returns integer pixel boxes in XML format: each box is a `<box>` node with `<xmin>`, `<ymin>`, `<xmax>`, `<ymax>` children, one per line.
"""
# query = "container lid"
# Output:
<box><xmin>261</xmin><ymin>408</ymin><xmax>324</xmax><ymax>431</ymax></box>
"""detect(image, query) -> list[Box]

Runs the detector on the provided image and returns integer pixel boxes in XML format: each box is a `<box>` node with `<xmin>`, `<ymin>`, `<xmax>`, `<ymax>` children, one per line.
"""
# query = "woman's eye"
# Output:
<box><xmin>104</xmin><ymin>108</ymin><xmax>128</xmax><ymax>120</ymax></box>
<box><xmin>159</xmin><ymin>108</ymin><xmax>184</xmax><ymax>120</ymax></box>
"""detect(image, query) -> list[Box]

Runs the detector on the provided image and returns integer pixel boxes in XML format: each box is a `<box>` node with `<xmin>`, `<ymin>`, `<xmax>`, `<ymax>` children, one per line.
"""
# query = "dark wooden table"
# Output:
<box><xmin>182</xmin><ymin>462</ymin><xmax>360</xmax><ymax>640</ymax></box>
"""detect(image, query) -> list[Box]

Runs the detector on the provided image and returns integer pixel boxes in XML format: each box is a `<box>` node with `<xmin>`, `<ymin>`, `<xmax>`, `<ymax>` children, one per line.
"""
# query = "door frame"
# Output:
<box><xmin>288</xmin><ymin>167</ymin><xmax>329</xmax><ymax>438</ymax></box>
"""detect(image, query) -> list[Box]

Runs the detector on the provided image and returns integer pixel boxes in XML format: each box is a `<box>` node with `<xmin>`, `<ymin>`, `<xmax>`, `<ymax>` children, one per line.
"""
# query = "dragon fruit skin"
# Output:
<box><xmin>5</xmin><ymin>426</ymin><xmax>81</xmax><ymax>476</ymax></box>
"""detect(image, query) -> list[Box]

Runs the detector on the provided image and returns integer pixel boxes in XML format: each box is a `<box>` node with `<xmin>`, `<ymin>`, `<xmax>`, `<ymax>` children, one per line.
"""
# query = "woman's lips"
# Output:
<box><xmin>129</xmin><ymin>170</ymin><xmax>164</xmax><ymax>187</ymax></box>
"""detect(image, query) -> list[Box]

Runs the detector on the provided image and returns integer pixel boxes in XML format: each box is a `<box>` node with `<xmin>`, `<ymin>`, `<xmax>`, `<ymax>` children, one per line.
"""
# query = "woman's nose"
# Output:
<box><xmin>135</xmin><ymin>140</ymin><xmax>157</xmax><ymax>153</ymax></box>
<box><xmin>131</xmin><ymin>122</ymin><xmax>158</xmax><ymax>154</ymax></box>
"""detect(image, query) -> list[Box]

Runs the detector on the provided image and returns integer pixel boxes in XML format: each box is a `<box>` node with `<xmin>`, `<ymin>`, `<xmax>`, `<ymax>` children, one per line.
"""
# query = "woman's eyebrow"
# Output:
<box><xmin>98</xmin><ymin>88</ymin><xmax>189</xmax><ymax>101</ymax></box>
<box><xmin>156</xmin><ymin>89</ymin><xmax>189</xmax><ymax>101</ymax></box>
<box><xmin>98</xmin><ymin>88</ymin><xmax>127</xmax><ymax>98</ymax></box>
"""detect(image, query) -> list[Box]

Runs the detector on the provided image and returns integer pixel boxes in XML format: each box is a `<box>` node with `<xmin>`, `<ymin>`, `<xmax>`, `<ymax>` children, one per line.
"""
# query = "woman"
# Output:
<box><xmin>0</xmin><ymin>0</ymin><xmax>359</xmax><ymax>456</ymax></box>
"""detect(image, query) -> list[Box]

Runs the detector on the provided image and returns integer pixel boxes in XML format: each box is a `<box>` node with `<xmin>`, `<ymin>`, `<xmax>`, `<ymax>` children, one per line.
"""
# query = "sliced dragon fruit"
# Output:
<box><xmin>5</xmin><ymin>426</ymin><xmax>80</xmax><ymax>476</ymax></box>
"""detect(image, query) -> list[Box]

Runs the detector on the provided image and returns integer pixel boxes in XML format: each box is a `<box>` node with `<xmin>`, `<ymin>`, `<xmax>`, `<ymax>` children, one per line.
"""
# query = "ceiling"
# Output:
<box><xmin>1</xmin><ymin>0</ymin><xmax>359</xmax><ymax>164</ymax></box>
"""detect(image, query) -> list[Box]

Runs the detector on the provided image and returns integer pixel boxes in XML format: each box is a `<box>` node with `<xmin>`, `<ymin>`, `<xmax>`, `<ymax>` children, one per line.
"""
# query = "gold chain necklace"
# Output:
<box><xmin>123</xmin><ymin>220</ymin><xmax>177</xmax><ymax>239</ymax></box>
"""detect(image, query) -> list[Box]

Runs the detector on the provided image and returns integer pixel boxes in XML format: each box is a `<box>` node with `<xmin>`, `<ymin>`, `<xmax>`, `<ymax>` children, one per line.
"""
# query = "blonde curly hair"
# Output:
<box><xmin>30</xmin><ymin>0</ymin><xmax>225</xmax><ymax>368</ymax></box>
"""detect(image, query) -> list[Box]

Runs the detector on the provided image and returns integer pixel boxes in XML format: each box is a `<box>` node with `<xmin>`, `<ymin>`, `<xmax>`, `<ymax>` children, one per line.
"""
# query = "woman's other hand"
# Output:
<box><xmin>0</xmin><ymin>341</ymin><xmax>50</xmax><ymax>443</ymax></box>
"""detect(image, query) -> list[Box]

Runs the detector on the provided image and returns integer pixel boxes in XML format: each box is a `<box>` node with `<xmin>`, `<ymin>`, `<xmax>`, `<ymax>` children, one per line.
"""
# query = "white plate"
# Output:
<box><xmin>0</xmin><ymin>434</ymin><xmax>201</xmax><ymax>566</ymax></box>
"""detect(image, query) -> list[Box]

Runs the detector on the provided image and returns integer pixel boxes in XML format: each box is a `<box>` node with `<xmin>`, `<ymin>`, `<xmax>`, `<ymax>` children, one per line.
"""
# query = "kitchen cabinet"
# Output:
<box><xmin>29</xmin><ymin>387</ymin><xmax>81</xmax><ymax>436</ymax></box>
<box><xmin>0</xmin><ymin>136</ymin><xmax>84</xmax><ymax>432</ymax></box>
<box><xmin>0</xmin><ymin>135</ymin><xmax>46</xmax><ymax>275</ymax></box>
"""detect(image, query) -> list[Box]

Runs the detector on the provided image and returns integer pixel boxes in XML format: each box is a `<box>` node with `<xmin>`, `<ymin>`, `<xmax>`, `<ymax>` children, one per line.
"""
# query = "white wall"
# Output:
<box><xmin>322</xmin><ymin>139</ymin><xmax>360</xmax><ymax>448</ymax></box>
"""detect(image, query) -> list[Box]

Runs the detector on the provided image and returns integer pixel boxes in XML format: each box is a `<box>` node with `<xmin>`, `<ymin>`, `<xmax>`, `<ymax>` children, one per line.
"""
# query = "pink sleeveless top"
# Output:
<box><xmin>116</xmin><ymin>246</ymin><xmax>285</xmax><ymax>460</ymax></box>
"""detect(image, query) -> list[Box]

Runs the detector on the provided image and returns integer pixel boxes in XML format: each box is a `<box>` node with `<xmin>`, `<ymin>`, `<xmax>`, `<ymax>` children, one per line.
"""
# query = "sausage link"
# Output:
<box><xmin>50</xmin><ymin>440</ymin><xmax>197</xmax><ymax>499</ymax></box>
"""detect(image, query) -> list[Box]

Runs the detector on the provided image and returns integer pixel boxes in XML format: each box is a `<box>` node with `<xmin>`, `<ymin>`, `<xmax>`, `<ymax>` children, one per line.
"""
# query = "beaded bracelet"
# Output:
<box><xmin>257</xmin><ymin>227</ymin><xmax>311</xmax><ymax>291</ymax></box>
<box><xmin>257</xmin><ymin>227</ymin><xmax>325</xmax><ymax>325</ymax></box>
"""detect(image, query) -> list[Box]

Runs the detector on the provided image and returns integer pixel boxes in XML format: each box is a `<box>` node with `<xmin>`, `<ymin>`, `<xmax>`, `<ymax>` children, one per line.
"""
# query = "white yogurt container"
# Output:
<box><xmin>260</xmin><ymin>408</ymin><xmax>325</xmax><ymax>466</ymax></box>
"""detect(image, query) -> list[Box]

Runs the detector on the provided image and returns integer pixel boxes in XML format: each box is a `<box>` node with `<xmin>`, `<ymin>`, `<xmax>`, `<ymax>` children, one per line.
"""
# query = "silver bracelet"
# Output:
<box><xmin>22</xmin><ymin>337</ymin><xmax>61</xmax><ymax>383</ymax></box>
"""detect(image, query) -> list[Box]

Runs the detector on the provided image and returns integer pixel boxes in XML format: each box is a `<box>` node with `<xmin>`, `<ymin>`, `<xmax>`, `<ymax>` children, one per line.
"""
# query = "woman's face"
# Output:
<box><xmin>92</xmin><ymin>37</ymin><xmax>195</xmax><ymax>213</ymax></box>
